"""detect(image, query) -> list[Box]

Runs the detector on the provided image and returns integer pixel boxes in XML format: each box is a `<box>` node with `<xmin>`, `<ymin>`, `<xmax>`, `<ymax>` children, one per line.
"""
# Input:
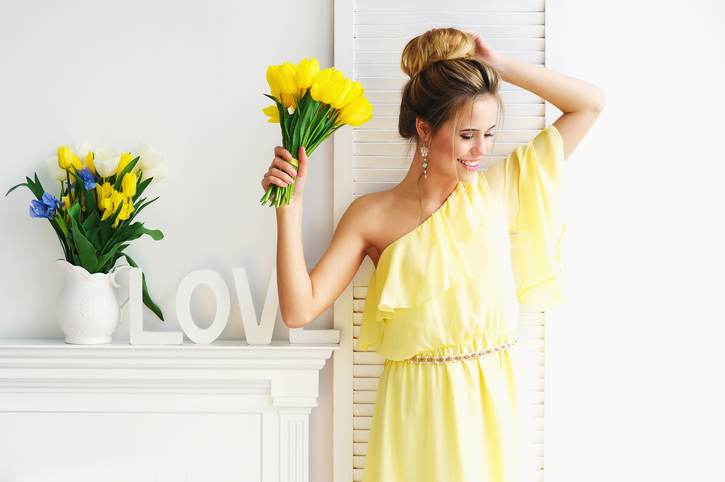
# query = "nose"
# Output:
<box><xmin>470</xmin><ymin>139</ymin><xmax>485</xmax><ymax>157</ymax></box>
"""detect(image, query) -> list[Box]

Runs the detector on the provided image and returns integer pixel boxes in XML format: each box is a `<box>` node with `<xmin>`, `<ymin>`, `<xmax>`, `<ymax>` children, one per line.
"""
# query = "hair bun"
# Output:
<box><xmin>400</xmin><ymin>28</ymin><xmax>476</xmax><ymax>79</ymax></box>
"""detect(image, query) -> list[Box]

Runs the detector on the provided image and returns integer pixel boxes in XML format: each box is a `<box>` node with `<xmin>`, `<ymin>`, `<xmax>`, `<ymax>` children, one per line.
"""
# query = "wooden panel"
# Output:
<box><xmin>345</xmin><ymin>1</ymin><xmax>552</xmax><ymax>481</ymax></box>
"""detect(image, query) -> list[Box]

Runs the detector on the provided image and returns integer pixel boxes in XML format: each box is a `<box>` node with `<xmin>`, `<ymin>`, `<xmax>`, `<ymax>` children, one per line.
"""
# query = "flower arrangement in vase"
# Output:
<box><xmin>5</xmin><ymin>143</ymin><xmax>168</xmax><ymax>344</ymax></box>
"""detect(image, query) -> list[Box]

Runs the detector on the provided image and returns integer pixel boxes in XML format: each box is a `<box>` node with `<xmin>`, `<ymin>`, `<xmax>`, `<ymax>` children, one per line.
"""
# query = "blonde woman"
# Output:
<box><xmin>262</xmin><ymin>27</ymin><xmax>604</xmax><ymax>482</ymax></box>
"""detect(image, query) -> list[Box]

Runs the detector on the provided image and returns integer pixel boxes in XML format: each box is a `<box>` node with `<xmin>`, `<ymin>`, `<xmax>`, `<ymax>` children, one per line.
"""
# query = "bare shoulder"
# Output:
<box><xmin>343</xmin><ymin>189</ymin><xmax>398</xmax><ymax>262</ymax></box>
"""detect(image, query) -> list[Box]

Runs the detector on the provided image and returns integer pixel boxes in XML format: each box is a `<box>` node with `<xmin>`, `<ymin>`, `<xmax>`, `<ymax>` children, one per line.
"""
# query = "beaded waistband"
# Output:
<box><xmin>406</xmin><ymin>338</ymin><xmax>518</xmax><ymax>364</ymax></box>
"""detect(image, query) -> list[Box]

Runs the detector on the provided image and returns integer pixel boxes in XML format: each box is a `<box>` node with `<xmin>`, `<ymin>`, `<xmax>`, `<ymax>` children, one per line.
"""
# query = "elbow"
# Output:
<box><xmin>280</xmin><ymin>308</ymin><xmax>311</xmax><ymax>329</ymax></box>
<box><xmin>591</xmin><ymin>87</ymin><xmax>607</xmax><ymax>112</ymax></box>
<box><xmin>282</xmin><ymin>318</ymin><xmax>307</xmax><ymax>329</ymax></box>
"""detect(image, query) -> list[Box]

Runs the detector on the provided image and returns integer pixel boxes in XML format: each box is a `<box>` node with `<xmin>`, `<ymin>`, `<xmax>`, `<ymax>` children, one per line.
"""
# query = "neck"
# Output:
<box><xmin>397</xmin><ymin>152</ymin><xmax>464</xmax><ymax>210</ymax></box>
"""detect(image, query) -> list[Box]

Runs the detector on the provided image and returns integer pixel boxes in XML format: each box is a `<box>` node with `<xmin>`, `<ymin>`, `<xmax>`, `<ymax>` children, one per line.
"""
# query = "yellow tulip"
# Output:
<box><xmin>61</xmin><ymin>195</ymin><xmax>70</xmax><ymax>210</ymax></box>
<box><xmin>57</xmin><ymin>145</ymin><xmax>83</xmax><ymax>171</ymax></box>
<box><xmin>116</xmin><ymin>152</ymin><xmax>134</xmax><ymax>176</ymax></box>
<box><xmin>100</xmin><ymin>190</ymin><xmax>124</xmax><ymax>222</ymax></box>
<box><xmin>329</xmin><ymin>77</ymin><xmax>355</xmax><ymax>109</ymax></box>
<box><xmin>294</xmin><ymin>57</ymin><xmax>320</xmax><ymax>95</ymax></box>
<box><xmin>336</xmin><ymin>95</ymin><xmax>373</xmax><ymax>127</ymax></box>
<box><xmin>262</xmin><ymin>104</ymin><xmax>280</xmax><ymax>123</ymax></box>
<box><xmin>266</xmin><ymin>62</ymin><xmax>299</xmax><ymax>106</ymax></box>
<box><xmin>113</xmin><ymin>197</ymin><xmax>134</xmax><ymax>228</ymax></box>
<box><xmin>121</xmin><ymin>171</ymin><xmax>137</xmax><ymax>198</ymax></box>
<box><xmin>338</xmin><ymin>80</ymin><xmax>364</xmax><ymax>109</ymax></box>
<box><xmin>95</xmin><ymin>181</ymin><xmax>114</xmax><ymax>212</ymax></box>
<box><xmin>309</xmin><ymin>67</ymin><xmax>335</xmax><ymax>104</ymax></box>
<box><xmin>310</xmin><ymin>68</ymin><xmax>352</xmax><ymax>107</ymax></box>
<box><xmin>84</xmin><ymin>151</ymin><xmax>96</xmax><ymax>176</ymax></box>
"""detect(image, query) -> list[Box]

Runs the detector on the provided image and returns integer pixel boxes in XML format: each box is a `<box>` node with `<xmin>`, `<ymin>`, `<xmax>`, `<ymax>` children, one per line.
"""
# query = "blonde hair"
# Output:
<box><xmin>398</xmin><ymin>27</ymin><xmax>505</xmax><ymax>188</ymax></box>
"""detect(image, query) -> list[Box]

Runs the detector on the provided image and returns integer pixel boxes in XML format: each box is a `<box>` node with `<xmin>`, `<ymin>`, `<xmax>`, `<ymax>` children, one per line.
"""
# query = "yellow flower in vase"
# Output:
<box><xmin>121</xmin><ymin>171</ymin><xmax>137</xmax><ymax>198</ymax></box>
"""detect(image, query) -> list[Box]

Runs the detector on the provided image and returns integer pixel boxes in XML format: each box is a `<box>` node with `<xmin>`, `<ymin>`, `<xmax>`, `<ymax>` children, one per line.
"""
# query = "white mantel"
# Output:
<box><xmin>0</xmin><ymin>339</ymin><xmax>338</xmax><ymax>482</ymax></box>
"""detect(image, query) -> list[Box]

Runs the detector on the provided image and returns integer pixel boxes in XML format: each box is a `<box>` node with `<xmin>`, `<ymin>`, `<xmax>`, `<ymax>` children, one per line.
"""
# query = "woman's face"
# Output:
<box><xmin>424</xmin><ymin>96</ymin><xmax>498</xmax><ymax>181</ymax></box>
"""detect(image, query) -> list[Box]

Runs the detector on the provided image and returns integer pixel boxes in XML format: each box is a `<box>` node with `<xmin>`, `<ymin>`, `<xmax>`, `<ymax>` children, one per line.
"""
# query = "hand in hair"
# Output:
<box><xmin>462</xmin><ymin>30</ymin><xmax>504</xmax><ymax>70</ymax></box>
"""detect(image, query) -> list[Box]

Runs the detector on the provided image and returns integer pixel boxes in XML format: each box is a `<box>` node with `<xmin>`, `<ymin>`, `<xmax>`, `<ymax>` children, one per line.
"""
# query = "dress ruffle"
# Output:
<box><xmin>357</xmin><ymin>173</ymin><xmax>499</xmax><ymax>357</ymax></box>
<box><xmin>375</xmin><ymin>176</ymin><xmax>488</xmax><ymax>313</ymax></box>
<box><xmin>506</xmin><ymin>125</ymin><xmax>567</xmax><ymax>310</ymax></box>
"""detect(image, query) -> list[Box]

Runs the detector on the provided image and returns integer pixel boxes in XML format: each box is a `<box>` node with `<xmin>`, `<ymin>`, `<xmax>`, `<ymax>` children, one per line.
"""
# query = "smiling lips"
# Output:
<box><xmin>458</xmin><ymin>158</ymin><xmax>480</xmax><ymax>169</ymax></box>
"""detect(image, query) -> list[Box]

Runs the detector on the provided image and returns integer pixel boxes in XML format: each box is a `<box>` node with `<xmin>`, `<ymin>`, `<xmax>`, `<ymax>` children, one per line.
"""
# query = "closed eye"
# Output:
<box><xmin>462</xmin><ymin>133</ymin><xmax>494</xmax><ymax>140</ymax></box>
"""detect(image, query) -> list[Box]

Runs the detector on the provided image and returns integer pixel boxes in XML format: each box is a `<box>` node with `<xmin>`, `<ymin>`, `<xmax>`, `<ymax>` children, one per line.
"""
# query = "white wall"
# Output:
<box><xmin>2</xmin><ymin>0</ymin><xmax>724</xmax><ymax>481</ymax></box>
<box><xmin>0</xmin><ymin>1</ymin><xmax>333</xmax><ymax>481</ymax></box>
<box><xmin>547</xmin><ymin>0</ymin><xmax>725</xmax><ymax>481</ymax></box>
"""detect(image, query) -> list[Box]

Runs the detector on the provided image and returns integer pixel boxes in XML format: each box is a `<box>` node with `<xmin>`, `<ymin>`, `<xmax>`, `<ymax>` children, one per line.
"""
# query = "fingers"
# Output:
<box><xmin>263</xmin><ymin>146</ymin><xmax>301</xmax><ymax>191</ymax></box>
<box><xmin>275</xmin><ymin>145</ymin><xmax>292</xmax><ymax>161</ymax></box>
<box><xmin>270</xmin><ymin>167</ymin><xmax>294</xmax><ymax>184</ymax></box>
<box><xmin>272</xmin><ymin>146</ymin><xmax>298</xmax><ymax>178</ymax></box>
<box><xmin>261</xmin><ymin>169</ymin><xmax>291</xmax><ymax>189</ymax></box>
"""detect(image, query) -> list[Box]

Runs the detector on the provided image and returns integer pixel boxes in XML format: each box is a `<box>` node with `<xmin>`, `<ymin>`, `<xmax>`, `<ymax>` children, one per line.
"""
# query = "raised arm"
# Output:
<box><xmin>463</xmin><ymin>30</ymin><xmax>605</xmax><ymax>160</ymax></box>
<box><xmin>493</xmin><ymin>54</ymin><xmax>606</xmax><ymax>160</ymax></box>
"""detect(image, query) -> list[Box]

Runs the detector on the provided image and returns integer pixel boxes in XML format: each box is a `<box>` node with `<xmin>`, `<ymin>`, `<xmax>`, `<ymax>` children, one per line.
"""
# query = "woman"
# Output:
<box><xmin>262</xmin><ymin>28</ymin><xmax>604</xmax><ymax>482</ymax></box>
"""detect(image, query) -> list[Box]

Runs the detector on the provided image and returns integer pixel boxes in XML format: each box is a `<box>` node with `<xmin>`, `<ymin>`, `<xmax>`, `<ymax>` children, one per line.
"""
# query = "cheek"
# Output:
<box><xmin>453</xmin><ymin>140</ymin><xmax>469</xmax><ymax>158</ymax></box>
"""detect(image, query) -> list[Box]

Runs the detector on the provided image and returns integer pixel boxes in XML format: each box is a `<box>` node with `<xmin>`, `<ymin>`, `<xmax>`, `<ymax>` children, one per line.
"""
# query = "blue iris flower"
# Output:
<box><xmin>29</xmin><ymin>192</ymin><xmax>61</xmax><ymax>219</ymax></box>
<box><xmin>77</xmin><ymin>167</ymin><xmax>97</xmax><ymax>190</ymax></box>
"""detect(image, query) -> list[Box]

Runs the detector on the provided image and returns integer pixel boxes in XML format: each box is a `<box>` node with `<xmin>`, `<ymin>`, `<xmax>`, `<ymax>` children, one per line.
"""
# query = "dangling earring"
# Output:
<box><xmin>420</xmin><ymin>143</ymin><xmax>429</xmax><ymax>179</ymax></box>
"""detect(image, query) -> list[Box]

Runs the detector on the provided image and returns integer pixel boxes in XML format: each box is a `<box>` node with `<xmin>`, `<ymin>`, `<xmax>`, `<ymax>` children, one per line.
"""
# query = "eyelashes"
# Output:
<box><xmin>461</xmin><ymin>133</ymin><xmax>494</xmax><ymax>140</ymax></box>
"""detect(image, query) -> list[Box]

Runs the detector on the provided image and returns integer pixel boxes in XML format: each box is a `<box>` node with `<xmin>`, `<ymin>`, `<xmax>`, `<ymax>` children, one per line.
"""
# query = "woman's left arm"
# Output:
<box><xmin>462</xmin><ymin>30</ymin><xmax>606</xmax><ymax>161</ymax></box>
<box><xmin>493</xmin><ymin>54</ymin><xmax>606</xmax><ymax>161</ymax></box>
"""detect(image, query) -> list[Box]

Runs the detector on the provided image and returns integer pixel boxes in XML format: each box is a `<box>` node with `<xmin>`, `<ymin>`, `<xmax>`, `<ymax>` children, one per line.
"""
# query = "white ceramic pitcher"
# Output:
<box><xmin>55</xmin><ymin>259</ymin><xmax>133</xmax><ymax>344</ymax></box>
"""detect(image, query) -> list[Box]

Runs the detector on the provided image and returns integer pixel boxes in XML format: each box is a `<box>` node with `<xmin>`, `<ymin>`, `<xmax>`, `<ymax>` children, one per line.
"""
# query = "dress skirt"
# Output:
<box><xmin>361</xmin><ymin>334</ymin><xmax>531</xmax><ymax>482</ymax></box>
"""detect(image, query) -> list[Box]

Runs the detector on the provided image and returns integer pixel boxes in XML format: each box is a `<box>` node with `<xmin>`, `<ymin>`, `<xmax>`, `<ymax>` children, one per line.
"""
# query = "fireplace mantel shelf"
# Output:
<box><xmin>0</xmin><ymin>338</ymin><xmax>339</xmax><ymax>408</ymax></box>
<box><xmin>0</xmin><ymin>338</ymin><xmax>339</xmax><ymax>481</ymax></box>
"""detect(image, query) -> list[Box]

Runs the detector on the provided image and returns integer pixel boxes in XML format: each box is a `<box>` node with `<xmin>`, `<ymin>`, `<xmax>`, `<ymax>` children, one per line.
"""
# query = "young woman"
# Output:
<box><xmin>261</xmin><ymin>28</ymin><xmax>604</xmax><ymax>482</ymax></box>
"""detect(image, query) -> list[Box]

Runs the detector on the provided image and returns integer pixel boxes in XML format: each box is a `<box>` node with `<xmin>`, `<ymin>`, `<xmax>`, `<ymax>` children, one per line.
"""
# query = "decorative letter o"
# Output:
<box><xmin>176</xmin><ymin>269</ymin><xmax>230</xmax><ymax>344</ymax></box>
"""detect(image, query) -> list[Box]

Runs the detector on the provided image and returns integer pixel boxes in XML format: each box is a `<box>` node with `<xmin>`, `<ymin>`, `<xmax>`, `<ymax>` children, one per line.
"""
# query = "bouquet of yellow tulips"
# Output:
<box><xmin>5</xmin><ymin>144</ymin><xmax>167</xmax><ymax>321</ymax></box>
<box><xmin>260</xmin><ymin>57</ymin><xmax>373</xmax><ymax>207</ymax></box>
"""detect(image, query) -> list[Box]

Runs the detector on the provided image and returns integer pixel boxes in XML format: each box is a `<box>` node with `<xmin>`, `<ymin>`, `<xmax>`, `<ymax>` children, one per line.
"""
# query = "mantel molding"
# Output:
<box><xmin>0</xmin><ymin>339</ymin><xmax>339</xmax><ymax>410</ymax></box>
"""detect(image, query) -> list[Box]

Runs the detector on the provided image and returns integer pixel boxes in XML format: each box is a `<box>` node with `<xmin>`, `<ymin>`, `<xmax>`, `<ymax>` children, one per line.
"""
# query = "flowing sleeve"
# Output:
<box><xmin>503</xmin><ymin>124</ymin><xmax>567</xmax><ymax>310</ymax></box>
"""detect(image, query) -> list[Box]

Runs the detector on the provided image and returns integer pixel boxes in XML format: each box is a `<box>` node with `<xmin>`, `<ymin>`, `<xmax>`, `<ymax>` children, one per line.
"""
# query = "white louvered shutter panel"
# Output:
<box><xmin>347</xmin><ymin>1</ymin><xmax>551</xmax><ymax>481</ymax></box>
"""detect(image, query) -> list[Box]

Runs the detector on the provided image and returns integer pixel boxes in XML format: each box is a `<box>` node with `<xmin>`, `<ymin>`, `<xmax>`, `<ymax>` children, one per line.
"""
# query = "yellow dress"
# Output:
<box><xmin>357</xmin><ymin>125</ymin><xmax>567</xmax><ymax>482</ymax></box>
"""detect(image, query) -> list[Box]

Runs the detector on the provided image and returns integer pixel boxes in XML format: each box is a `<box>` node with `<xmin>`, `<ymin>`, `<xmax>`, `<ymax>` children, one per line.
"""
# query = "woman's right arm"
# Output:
<box><xmin>265</xmin><ymin>146</ymin><xmax>369</xmax><ymax>328</ymax></box>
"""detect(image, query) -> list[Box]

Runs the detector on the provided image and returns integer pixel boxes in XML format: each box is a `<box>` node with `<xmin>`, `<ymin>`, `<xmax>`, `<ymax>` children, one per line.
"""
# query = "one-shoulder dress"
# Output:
<box><xmin>357</xmin><ymin>125</ymin><xmax>567</xmax><ymax>482</ymax></box>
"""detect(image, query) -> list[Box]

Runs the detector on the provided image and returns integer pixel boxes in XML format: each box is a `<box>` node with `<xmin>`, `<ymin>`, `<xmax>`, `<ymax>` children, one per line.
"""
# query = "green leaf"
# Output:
<box><xmin>23</xmin><ymin>175</ymin><xmax>43</xmax><ymax>200</ymax></box>
<box><xmin>96</xmin><ymin>242</ymin><xmax>126</xmax><ymax>273</ymax></box>
<box><xmin>55</xmin><ymin>213</ymin><xmax>70</xmax><ymax>238</ymax></box>
<box><xmin>122</xmin><ymin>254</ymin><xmax>165</xmax><ymax>322</ymax></box>
<box><xmin>70</xmin><ymin>215</ymin><xmax>99</xmax><ymax>273</ymax></box>
<box><xmin>48</xmin><ymin>215</ymin><xmax>70</xmax><ymax>261</ymax></box>
<box><xmin>5</xmin><ymin>182</ymin><xmax>29</xmax><ymax>197</ymax></box>
<box><xmin>126</xmin><ymin>196</ymin><xmax>158</xmax><ymax>224</ymax></box>
<box><xmin>32</xmin><ymin>172</ymin><xmax>46</xmax><ymax>198</ymax></box>
<box><xmin>141</xmin><ymin>226</ymin><xmax>164</xmax><ymax>240</ymax></box>
<box><xmin>68</xmin><ymin>202</ymin><xmax>82</xmax><ymax>225</ymax></box>
<box><xmin>132</xmin><ymin>177</ymin><xmax>153</xmax><ymax>204</ymax></box>
<box><xmin>82</xmin><ymin>207</ymin><xmax>99</xmax><ymax>232</ymax></box>
<box><xmin>82</xmin><ymin>208</ymin><xmax>101</xmax><ymax>249</ymax></box>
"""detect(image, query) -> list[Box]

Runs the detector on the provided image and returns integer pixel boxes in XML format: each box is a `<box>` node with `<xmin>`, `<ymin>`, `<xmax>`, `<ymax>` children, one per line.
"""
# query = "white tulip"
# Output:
<box><xmin>138</xmin><ymin>143</ymin><xmax>168</xmax><ymax>182</ymax></box>
<box><xmin>94</xmin><ymin>148</ymin><xmax>121</xmax><ymax>178</ymax></box>
<box><xmin>72</xmin><ymin>142</ymin><xmax>93</xmax><ymax>161</ymax></box>
<box><xmin>46</xmin><ymin>153</ymin><xmax>66</xmax><ymax>181</ymax></box>
<box><xmin>141</xmin><ymin>162</ymin><xmax>168</xmax><ymax>182</ymax></box>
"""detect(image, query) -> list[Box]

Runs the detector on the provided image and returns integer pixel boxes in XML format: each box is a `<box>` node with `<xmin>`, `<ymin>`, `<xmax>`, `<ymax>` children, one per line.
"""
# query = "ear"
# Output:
<box><xmin>415</xmin><ymin>117</ymin><xmax>431</xmax><ymax>143</ymax></box>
